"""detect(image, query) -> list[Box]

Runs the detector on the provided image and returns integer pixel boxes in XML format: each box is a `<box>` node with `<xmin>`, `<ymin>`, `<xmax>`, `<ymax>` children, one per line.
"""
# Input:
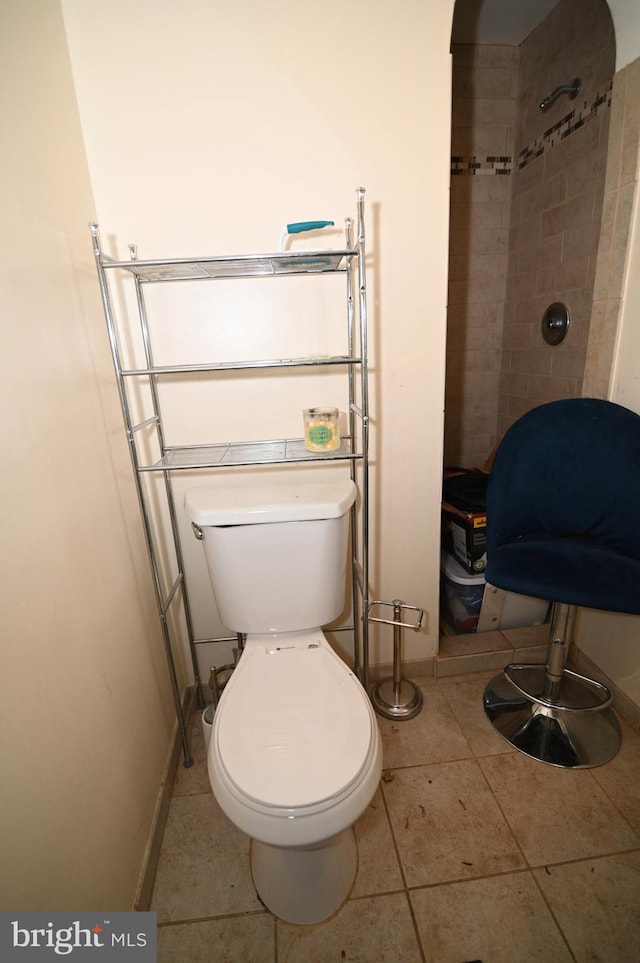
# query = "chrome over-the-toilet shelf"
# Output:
<box><xmin>90</xmin><ymin>188</ymin><xmax>371</xmax><ymax>765</ymax></box>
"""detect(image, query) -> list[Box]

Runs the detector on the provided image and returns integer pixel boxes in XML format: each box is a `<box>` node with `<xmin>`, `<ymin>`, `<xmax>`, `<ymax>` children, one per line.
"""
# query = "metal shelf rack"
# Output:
<box><xmin>90</xmin><ymin>187</ymin><xmax>370</xmax><ymax>766</ymax></box>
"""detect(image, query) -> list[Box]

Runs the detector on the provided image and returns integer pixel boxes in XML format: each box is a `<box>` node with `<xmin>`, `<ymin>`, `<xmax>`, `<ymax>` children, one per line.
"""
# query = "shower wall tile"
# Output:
<box><xmin>452</xmin><ymin>44</ymin><xmax>519</xmax><ymax>70</ymax></box>
<box><xmin>500</xmin><ymin>322</ymin><xmax>535</xmax><ymax>350</ymax></box>
<box><xmin>542</xmin><ymin>116</ymin><xmax>603</xmax><ymax>180</ymax></box>
<box><xmin>549</xmin><ymin>349</ymin><xmax>587</xmax><ymax>380</ymax></box>
<box><xmin>446</xmin><ymin>40</ymin><xmax>518</xmax><ymax>468</ymax></box>
<box><xmin>603</xmin><ymin>83</ymin><xmax>625</xmax><ymax>195</ymax></box>
<box><xmin>504</xmin><ymin>270</ymin><xmax>536</xmax><ymax>304</ymax></box>
<box><xmin>447</xmin><ymin>2</ymin><xmax>614</xmax><ymax>467</ymax></box>
<box><xmin>584</xmin><ymin>56</ymin><xmax>640</xmax><ymax>399</ymax></box>
<box><xmin>563</xmin><ymin>219</ymin><xmax>602</xmax><ymax>260</ymax></box>
<box><xmin>509</xmin><ymin>348</ymin><xmax>552</xmax><ymax>376</ymax></box>
<box><xmin>608</xmin><ymin>183</ymin><xmax>637</xmax><ymax>294</ymax></box>
<box><xmin>533</xmin><ymin>233</ymin><xmax>563</xmax><ymax>270</ymax></box>
<box><xmin>498</xmin><ymin>0</ymin><xmax>614</xmax><ymax>428</ymax></box>
<box><xmin>445</xmin><ymin>369</ymin><xmax>500</xmax><ymax>401</ymax></box>
<box><xmin>448</xmin><ymin>253</ymin><xmax>508</xmax><ymax>283</ymax></box>
<box><xmin>451</xmin><ymin>127</ymin><xmax>513</xmax><ymax>158</ymax></box>
<box><xmin>530</xmin><ymin>374</ymin><xmax>582</xmax><ymax>402</ymax></box>
<box><xmin>451</xmin><ymin>174</ymin><xmax>512</xmax><ymax>205</ymax></box>
<box><xmin>449</xmin><ymin>201</ymin><xmax>506</xmax><ymax>233</ymax></box>
<box><xmin>619</xmin><ymin>67</ymin><xmax>640</xmax><ymax>188</ymax></box>
<box><xmin>539</xmin><ymin>189</ymin><xmax>599</xmax><ymax>238</ymax></box>
<box><xmin>449</xmin><ymin>225</ymin><xmax>509</xmax><ymax>255</ymax></box>
<box><xmin>508</xmin><ymin>215</ymin><xmax>542</xmax><ymax>257</ymax></box>
<box><xmin>447</xmin><ymin>349</ymin><xmax>500</xmax><ymax>374</ymax></box>
<box><xmin>447</xmin><ymin>275</ymin><xmax>507</xmax><ymax>306</ymax></box>
<box><xmin>535</xmin><ymin>255</ymin><xmax>591</xmax><ymax>295</ymax></box>
<box><xmin>456</xmin><ymin>326</ymin><xmax>502</xmax><ymax>354</ymax></box>
<box><xmin>452</xmin><ymin>98</ymin><xmax>516</xmax><ymax>130</ymax></box>
<box><xmin>446</xmin><ymin>301</ymin><xmax>499</xmax><ymax>328</ymax></box>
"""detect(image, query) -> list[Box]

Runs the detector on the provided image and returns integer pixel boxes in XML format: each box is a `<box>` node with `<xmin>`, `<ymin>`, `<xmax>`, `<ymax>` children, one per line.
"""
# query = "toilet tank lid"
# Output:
<box><xmin>185</xmin><ymin>479</ymin><xmax>356</xmax><ymax>526</ymax></box>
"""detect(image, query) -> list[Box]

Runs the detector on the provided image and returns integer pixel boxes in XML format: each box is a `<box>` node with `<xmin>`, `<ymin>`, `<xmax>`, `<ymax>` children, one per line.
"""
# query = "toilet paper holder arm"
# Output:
<box><xmin>367</xmin><ymin>598</ymin><xmax>423</xmax><ymax>633</ymax></box>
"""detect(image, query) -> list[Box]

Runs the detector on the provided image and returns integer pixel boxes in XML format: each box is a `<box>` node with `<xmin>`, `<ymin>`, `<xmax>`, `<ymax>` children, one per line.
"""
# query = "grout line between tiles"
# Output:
<box><xmin>157</xmin><ymin>908</ymin><xmax>272</xmax><ymax>928</ymax></box>
<box><xmin>377</xmin><ymin>775</ymin><xmax>428</xmax><ymax>962</ymax></box>
<box><xmin>403</xmin><ymin>890</ymin><xmax>428</xmax><ymax>963</ymax></box>
<box><xmin>379</xmin><ymin>776</ymin><xmax>411</xmax><ymax>893</ymax></box>
<box><xmin>526</xmin><ymin>865</ymin><xmax>579</xmax><ymax>963</ymax></box>
<box><xmin>474</xmin><ymin>752</ymin><xmax>531</xmax><ymax>868</ymax></box>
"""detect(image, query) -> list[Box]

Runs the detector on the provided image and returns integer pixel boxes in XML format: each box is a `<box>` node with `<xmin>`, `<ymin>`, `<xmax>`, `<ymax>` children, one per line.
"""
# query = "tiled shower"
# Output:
<box><xmin>445</xmin><ymin>0</ymin><xmax>615</xmax><ymax>470</ymax></box>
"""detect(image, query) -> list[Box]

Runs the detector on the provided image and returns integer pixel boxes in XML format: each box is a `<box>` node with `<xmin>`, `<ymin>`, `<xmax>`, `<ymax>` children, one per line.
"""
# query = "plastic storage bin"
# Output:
<box><xmin>441</xmin><ymin>550</ymin><xmax>485</xmax><ymax>633</ymax></box>
<box><xmin>441</xmin><ymin>550</ymin><xmax>549</xmax><ymax>635</ymax></box>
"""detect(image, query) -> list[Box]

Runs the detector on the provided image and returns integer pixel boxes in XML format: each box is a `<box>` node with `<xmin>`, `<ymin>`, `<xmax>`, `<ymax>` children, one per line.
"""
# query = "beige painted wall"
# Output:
<box><xmin>61</xmin><ymin>0</ymin><xmax>455</xmax><ymax>670</ymax></box>
<box><xmin>0</xmin><ymin>0</ymin><xmax>177</xmax><ymax>909</ymax></box>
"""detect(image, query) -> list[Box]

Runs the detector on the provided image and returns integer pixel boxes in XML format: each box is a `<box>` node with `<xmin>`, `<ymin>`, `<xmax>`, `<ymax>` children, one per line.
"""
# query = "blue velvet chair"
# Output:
<box><xmin>482</xmin><ymin>397</ymin><xmax>640</xmax><ymax>768</ymax></box>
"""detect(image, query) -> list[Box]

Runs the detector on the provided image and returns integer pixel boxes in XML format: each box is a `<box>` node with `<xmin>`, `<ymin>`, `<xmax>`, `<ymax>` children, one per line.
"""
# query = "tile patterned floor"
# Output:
<box><xmin>151</xmin><ymin>668</ymin><xmax>640</xmax><ymax>962</ymax></box>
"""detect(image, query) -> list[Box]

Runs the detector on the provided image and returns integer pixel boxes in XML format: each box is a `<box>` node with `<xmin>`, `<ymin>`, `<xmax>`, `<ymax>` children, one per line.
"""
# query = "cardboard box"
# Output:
<box><xmin>442</xmin><ymin>502</ymin><xmax>487</xmax><ymax>574</ymax></box>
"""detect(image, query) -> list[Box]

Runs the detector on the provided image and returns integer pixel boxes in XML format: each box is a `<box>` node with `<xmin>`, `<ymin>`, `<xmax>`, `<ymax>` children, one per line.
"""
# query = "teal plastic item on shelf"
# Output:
<box><xmin>285</xmin><ymin>220</ymin><xmax>334</xmax><ymax>235</ymax></box>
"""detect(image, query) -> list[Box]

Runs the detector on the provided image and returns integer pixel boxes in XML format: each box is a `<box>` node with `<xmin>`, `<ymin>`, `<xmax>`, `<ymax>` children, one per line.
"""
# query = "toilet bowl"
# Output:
<box><xmin>185</xmin><ymin>479</ymin><xmax>382</xmax><ymax>924</ymax></box>
<box><xmin>209</xmin><ymin>628</ymin><xmax>382</xmax><ymax>923</ymax></box>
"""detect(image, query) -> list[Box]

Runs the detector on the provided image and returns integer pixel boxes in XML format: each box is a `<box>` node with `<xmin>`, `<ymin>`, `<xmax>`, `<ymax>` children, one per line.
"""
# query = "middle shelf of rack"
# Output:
<box><xmin>121</xmin><ymin>355</ymin><xmax>361</xmax><ymax>377</ymax></box>
<box><xmin>138</xmin><ymin>436</ymin><xmax>361</xmax><ymax>472</ymax></box>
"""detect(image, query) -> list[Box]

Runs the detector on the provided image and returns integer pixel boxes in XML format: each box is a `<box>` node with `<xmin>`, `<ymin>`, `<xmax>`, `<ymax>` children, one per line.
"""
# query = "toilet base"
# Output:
<box><xmin>250</xmin><ymin>828</ymin><xmax>357</xmax><ymax>925</ymax></box>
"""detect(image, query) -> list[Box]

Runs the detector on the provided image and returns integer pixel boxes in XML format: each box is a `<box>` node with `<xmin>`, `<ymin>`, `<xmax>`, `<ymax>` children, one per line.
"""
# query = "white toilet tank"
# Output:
<box><xmin>185</xmin><ymin>479</ymin><xmax>356</xmax><ymax>634</ymax></box>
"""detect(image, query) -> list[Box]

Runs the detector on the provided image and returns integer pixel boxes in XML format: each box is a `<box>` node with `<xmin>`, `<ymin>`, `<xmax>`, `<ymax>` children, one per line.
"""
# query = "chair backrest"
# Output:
<box><xmin>487</xmin><ymin>398</ymin><xmax>640</xmax><ymax>562</ymax></box>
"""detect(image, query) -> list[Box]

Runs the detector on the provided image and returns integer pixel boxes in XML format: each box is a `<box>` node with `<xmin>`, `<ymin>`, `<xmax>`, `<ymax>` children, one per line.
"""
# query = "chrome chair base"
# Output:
<box><xmin>483</xmin><ymin>665</ymin><xmax>621</xmax><ymax>769</ymax></box>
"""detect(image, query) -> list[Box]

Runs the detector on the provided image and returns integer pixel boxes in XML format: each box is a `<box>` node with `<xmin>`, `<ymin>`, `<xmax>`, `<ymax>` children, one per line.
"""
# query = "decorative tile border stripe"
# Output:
<box><xmin>451</xmin><ymin>156</ymin><xmax>511</xmax><ymax>176</ymax></box>
<box><xmin>517</xmin><ymin>81</ymin><xmax>613</xmax><ymax>171</ymax></box>
<box><xmin>450</xmin><ymin>81</ymin><xmax>613</xmax><ymax>177</ymax></box>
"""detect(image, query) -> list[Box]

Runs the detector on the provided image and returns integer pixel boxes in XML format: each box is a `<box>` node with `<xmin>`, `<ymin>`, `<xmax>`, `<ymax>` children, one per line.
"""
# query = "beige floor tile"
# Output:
<box><xmin>440</xmin><ymin>671</ymin><xmax>516</xmax><ymax>757</ymax></box>
<box><xmin>535</xmin><ymin>851</ymin><xmax>640</xmax><ymax>962</ymax></box>
<box><xmin>382</xmin><ymin>759</ymin><xmax>526</xmax><ymax>886</ymax></box>
<box><xmin>592</xmin><ymin>718</ymin><xmax>640</xmax><ymax>837</ymax></box>
<box><xmin>151</xmin><ymin>793</ymin><xmax>262</xmax><ymax>922</ymax></box>
<box><xmin>377</xmin><ymin>685</ymin><xmax>472</xmax><ymax>769</ymax></box>
<box><xmin>480</xmin><ymin>752</ymin><xmax>640</xmax><ymax>865</ymax></box>
<box><xmin>411</xmin><ymin>871</ymin><xmax>573</xmax><ymax>963</ymax></box>
<box><xmin>158</xmin><ymin>913</ymin><xmax>275</xmax><ymax>962</ymax></box>
<box><xmin>351</xmin><ymin>787</ymin><xmax>404</xmax><ymax>897</ymax></box>
<box><xmin>276</xmin><ymin>893</ymin><xmax>422</xmax><ymax>962</ymax></box>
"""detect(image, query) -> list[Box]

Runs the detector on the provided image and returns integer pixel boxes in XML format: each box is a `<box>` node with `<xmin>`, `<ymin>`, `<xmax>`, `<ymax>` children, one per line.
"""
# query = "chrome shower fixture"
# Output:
<box><xmin>539</xmin><ymin>77</ymin><xmax>581</xmax><ymax>111</ymax></box>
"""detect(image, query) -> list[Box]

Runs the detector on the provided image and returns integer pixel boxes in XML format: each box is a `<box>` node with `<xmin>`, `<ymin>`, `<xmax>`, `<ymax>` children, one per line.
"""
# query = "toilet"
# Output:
<box><xmin>185</xmin><ymin>478</ymin><xmax>382</xmax><ymax>925</ymax></box>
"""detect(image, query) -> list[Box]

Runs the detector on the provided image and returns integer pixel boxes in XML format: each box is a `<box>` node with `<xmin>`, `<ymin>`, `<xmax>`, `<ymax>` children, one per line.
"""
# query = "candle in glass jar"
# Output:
<box><xmin>303</xmin><ymin>407</ymin><xmax>340</xmax><ymax>452</ymax></box>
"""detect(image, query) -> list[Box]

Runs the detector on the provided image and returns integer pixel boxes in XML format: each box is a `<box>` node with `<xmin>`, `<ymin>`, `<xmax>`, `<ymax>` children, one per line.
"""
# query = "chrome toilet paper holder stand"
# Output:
<box><xmin>368</xmin><ymin>599</ymin><xmax>424</xmax><ymax>720</ymax></box>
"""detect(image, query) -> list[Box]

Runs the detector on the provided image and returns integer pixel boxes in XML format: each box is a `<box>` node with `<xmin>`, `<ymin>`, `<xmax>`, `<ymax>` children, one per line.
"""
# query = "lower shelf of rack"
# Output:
<box><xmin>140</xmin><ymin>437</ymin><xmax>360</xmax><ymax>471</ymax></box>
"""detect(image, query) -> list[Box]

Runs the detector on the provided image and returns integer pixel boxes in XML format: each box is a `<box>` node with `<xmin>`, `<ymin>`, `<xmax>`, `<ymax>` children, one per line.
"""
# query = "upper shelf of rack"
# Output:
<box><xmin>99</xmin><ymin>249</ymin><xmax>355</xmax><ymax>282</ymax></box>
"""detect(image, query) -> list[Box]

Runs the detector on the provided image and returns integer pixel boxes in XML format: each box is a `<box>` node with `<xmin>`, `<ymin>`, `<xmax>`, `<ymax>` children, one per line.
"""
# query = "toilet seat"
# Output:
<box><xmin>214</xmin><ymin>635</ymin><xmax>374</xmax><ymax>813</ymax></box>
